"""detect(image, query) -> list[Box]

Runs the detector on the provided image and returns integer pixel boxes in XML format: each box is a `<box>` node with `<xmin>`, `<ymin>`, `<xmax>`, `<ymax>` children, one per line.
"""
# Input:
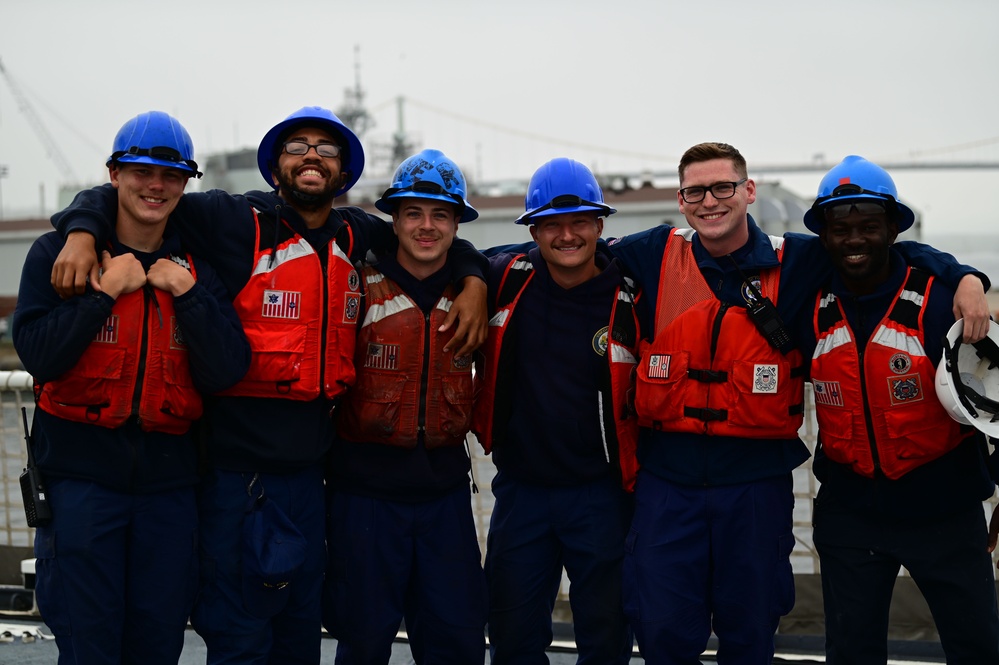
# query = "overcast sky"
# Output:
<box><xmin>1</xmin><ymin>0</ymin><xmax>997</xmax><ymax>241</ymax></box>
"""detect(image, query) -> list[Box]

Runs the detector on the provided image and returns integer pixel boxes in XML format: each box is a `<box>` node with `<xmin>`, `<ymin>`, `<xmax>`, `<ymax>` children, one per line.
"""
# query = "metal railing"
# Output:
<box><xmin>0</xmin><ymin>370</ymin><xmax>34</xmax><ymax>549</ymax></box>
<box><xmin>2</xmin><ymin>374</ymin><xmax>996</xmax><ymax>593</ymax></box>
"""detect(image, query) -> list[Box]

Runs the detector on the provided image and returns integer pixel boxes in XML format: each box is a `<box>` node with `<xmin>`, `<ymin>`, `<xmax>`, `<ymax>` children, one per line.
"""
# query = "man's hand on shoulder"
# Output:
<box><xmin>51</xmin><ymin>232</ymin><xmax>101</xmax><ymax>298</ymax></box>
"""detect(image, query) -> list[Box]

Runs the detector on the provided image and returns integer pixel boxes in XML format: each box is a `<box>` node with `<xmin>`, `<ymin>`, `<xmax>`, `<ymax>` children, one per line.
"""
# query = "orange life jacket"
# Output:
<box><xmin>810</xmin><ymin>268</ymin><xmax>970</xmax><ymax>479</ymax></box>
<box><xmin>219</xmin><ymin>208</ymin><xmax>360</xmax><ymax>400</ymax></box>
<box><xmin>635</xmin><ymin>228</ymin><xmax>805</xmax><ymax>438</ymax></box>
<box><xmin>37</xmin><ymin>253</ymin><xmax>202</xmax><ymax>435</ymax></box>
<box><xmin>337</xmin><ymin>265</ymin><xmax>472</xmax><ymax>449</ymax></box>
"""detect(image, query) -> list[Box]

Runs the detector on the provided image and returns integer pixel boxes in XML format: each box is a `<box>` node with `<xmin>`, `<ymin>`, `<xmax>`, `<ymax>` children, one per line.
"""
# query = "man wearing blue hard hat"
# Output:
<box><xmin>801</xmin><ymin>155</ymin><xmax>999</xmax><ymax>664</ymax></box>
<box><xmin>604</xmin><ymin>142</ymin><xmax>992</xmax><ymax>664</ymax></box>
<box><xmin>48</xmin><ymin>108</ymin><xmax>487</xmax><ymax>664</ymax></box>
<box><xmin>473</xmin><ymin>157</ymin><xmax>640</xmax><ymax>664</ymax></box>
<box><xmin>323</xmin><ymin>148</ymin><xmax>489</xmax><ymax>663</ymax></box>
<box><xmin>13</xmin><ymin>111</ymin><xmax>250</xmax><ymax>664</ymax></box>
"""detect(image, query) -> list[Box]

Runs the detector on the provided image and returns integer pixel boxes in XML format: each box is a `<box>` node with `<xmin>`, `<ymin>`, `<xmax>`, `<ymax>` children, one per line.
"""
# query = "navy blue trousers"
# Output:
<box><xmin>323</xmin><ymin>485</ymin><xmax>487</xmax><ymax>665</ymax></box>
<box><xmin>814</xmin><ymin>499</ymin><xmax>999</xmax><ymax>664</ymax></box>
<box><xmin>485</xmin><ymin>473</ymin><xmax>634</xmax><ymax>665</ymax></box>
<box><xmin>34</xmin><ymin>477</ymin><xmax>198</xmax><ymax>665</ymax></box>
<box><xmin>191</xmin><ymin>467</ymin><xmax>326</xmax><ymax>665</ymax></box>
<box><xmin>622</xmin><ymin>471</ymin><xmax>795</xmax><ymax>665</ymax></box>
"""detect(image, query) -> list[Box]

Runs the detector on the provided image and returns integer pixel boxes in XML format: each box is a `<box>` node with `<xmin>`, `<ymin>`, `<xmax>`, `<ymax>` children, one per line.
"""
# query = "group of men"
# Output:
<box><xmin>11</xmin><ymin>102</ymin><xmax>999</xmax><ymax>665</ymax></box>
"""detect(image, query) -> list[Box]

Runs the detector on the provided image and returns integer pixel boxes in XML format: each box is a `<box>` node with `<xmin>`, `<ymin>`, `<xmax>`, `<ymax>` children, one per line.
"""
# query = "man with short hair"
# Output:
<box><xmin>48</xmin><ymin>108</ymin><xmax>487</xmax><ymax>664</ymax></box>
<box><xmin>474</xmin><ymin>157</ymin><xmax>639</xmax><ymax>664</ymax></box>
<box><xmin>606</xmin><ymin>142</ymin><xmax>991</xmax><ymax>663</ymax></box>
<box><xmin>802</xmin><ymin>155</ymin><xmax>999</xmax><ymax>664</ymax></box>
<box><xmin>324</xmin><ymin>148</ymin><xmax>488</xmax><ymax>664</ymax></box>
<box><xmin>13</xmin><ymin>110</ymin><xmax>249</xmax><ymax>664</ymax></box>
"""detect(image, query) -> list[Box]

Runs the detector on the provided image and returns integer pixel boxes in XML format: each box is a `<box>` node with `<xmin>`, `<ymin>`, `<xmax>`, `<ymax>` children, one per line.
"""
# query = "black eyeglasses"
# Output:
<box><xmin>282</xmin><ymin>141</ymin><xmax>342</xmax><ymax>159</ymax></box>
<box><xmin>678</xmin><ymin>178</ymin><xmax>747</xmax><ymax>204</ymax></box>
<box><xmin>110</xmin><ymin>146</ymin><xmax>202</xmax><ymax>177</ymax></box>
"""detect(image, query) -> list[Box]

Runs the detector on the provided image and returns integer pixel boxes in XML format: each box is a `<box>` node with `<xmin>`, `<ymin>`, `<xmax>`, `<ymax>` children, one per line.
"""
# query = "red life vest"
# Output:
<box><xmin>471</xmin><ymin>254</ymin><xmax>641</xmax><ymax>491</ymax></box>
<box><xmin>219</xmin><ymin>208</ymin><xmax>360</xmax><ymax>400</ymax></box>
<box><xmin>37</xmin><ymin>253</ymin><xmax>202</xmax><ymax>435</ymax></box>
<box><xmin>810</xmin><ymin>268</ymin><xmax>970</xmax><ymax>479</ymax></box>
<box><xmin>635</xmin><ymin>228</ymin><xmax>805</xmax><ymax>438</ymax></box>
<box><xmin>336</xmin><ymin>265</ymin><xmax>472</xmax><ymax>449</ymax></box>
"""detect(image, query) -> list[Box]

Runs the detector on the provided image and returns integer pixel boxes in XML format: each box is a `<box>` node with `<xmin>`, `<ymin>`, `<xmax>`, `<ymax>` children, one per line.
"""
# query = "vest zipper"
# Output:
<box><xmin>130</xmin><ymin>285</ymin><xmax>156</xmax><ymax>426</ymax></box>
<box><xmin>417</xmin><ymin>312</ymin><xmax>432</xmax><ymax>437</ymax></box>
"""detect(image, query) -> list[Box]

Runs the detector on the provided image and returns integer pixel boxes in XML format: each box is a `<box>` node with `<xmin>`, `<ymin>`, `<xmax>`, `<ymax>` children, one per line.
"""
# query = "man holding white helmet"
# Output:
<box><xmin>802</xmin><ymin>155</ymin><xmax>999</xmax><ymax>664</ymax></box>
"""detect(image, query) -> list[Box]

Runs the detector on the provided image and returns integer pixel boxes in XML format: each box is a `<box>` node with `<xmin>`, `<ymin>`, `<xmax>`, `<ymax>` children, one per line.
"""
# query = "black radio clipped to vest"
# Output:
<box><xmin>747</xmin><ymin>295</ymin><xmax>794</xmax><ymax>355</ymax></box>
<box><xmin>19</xmin><ymin>407</ymin><xmax>52</xmax><ymax>528</ymax></box>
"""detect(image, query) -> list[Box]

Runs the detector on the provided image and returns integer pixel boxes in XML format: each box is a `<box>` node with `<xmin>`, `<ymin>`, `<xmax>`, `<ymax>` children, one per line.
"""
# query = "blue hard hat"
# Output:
<box><xmin>516</xmin><ymin>158</ymin><xmax>615</xmax><ymax>225</ymax></box>
<box><xmin>107</xmin><ymin>111</ymin><xmax>201</xmax><ymax>177</ymax></box>
<box><xmin>803</xmin><ymin>155</ymin><xmax>914</xmax><ymax>234</ymax></box>
<box><xmin>375</xmin><ymin>149</ymin><xmax>478</xmax><ymax>223</ymax></box>
<box><xmin>256</xmin><ymin>106</ymin><xmax>365</xmax><ymax>197</ymax></box>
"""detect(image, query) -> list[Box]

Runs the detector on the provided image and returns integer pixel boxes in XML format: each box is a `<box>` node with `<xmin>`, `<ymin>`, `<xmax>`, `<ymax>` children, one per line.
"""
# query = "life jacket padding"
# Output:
<box><xmin>219</xmin><ymin>208</ymin><xmax>360</xmax><ymax>400</ymax></box>
<box><xmin>37</xmin><ymin>253</ymin><xmax>202</xmax><ymax>434</ymax></box>
<box><xmin>471</xmin><ymin>254</ymin><xmax>641</xmax><ymax>491</ymax></box>
<box><xmin>810</xmin><ymin>268</ymin><xmax>970</xmax><ymax>479</ymax></box>
<box><xmin>337</xmin><ymin>265</ymin><xmax>472</xmax><ymax>449</ymax></box>
<box><xmin>635</xmin><ymin>228</ymin><xmax>805</xmax><ymax>438</ymax></box>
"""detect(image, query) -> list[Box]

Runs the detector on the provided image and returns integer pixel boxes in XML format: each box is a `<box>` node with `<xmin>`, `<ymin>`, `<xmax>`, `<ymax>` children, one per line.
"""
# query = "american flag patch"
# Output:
<box><xmin>364</xmin><ymin>343</ymin><xmax>399</xmax><ymax>370</ymax></box>
<box><xmin>647</xmin><ymin>354</ymin><xmax>670</xmax><ymax>379</ymax></box>
<box><xmin>813</xmin><ymin>380</ymin><xmax>844</xmax><ymax>407</ymax></box>
<box><xmin>95</xmin><ymin>315</ymin><xmax>118</xmax><ymax>344</ymax></box>
<box><xmin>262</xmin><ymin>290</ymin><xmax>301</xmax><ymax>319</ymax></box>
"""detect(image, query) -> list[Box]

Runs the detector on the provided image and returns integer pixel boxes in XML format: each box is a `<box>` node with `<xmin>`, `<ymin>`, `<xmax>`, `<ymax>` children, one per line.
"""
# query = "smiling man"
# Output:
<box><xmin>802</xmin><ymin>156</ymin><xmax>999</xmax><ymax>664</ymax></box>
<box><xmin>602</xmin><ymin>142</ymin><xmax>993</xmax><ymax>664</ymax></box>
<box><xmin>324</xmin><ymin>149</ymin><xmax>488</xmax><ymax>664</ymax></box>
<box><xmin>473</xmin><ymin>157</ymin><xmax>640</xmax><ymax>664</ymax></box>
<box><xmin>12</xmin><ymin>111</ymin><xmax>249</xmax><ymax>665</ymax></box>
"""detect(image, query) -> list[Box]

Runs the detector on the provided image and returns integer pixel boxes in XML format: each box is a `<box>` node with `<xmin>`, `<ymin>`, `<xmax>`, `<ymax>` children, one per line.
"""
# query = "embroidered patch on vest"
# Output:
<box><xmin>365</xmin><ymin>343</ymin><xmax>399</xmax><ymax>370</ymax></box>
<box><xmin>94</xmin><ymin>314</ymin><xmax>118</xmax><ymax>344</ymax></box>
<box><xmin>169</xmin><ymin>316</ymin><xmax>187</xmax><ymax>350</ymax></box>
<box><xmin>753</xmin><ymin>364</ymin><xmax>779</xmax><ymax>393</ymax></box>
<box><xmin>812</xmin><ymin>380</ymin><xmax>844</xmax><ymax>407</ymax></box>
<box><xmin>261</xmin><ymin>290</ymin><xmax>301</xmax><ymax>319</ymax></box>
<box><xmin>888</xmin><ymin>374</ymin><xmax>924</xmax><ymax>406</ymax></box>
<box><xmin>592</xmin><ymin>326</ymin><xmax>609</xmax><ymax>356</ymax></box>
<box><xmin>452</xmin><ymin>354</ymin><xmax>471</xmax><ymax>371</ymax></box>
<box><xmin>348</xmin><ymin>269</ymin><xmax>360</xmax><ymax>292</ymax></box>
<box><xmin>647</xmin><ymin>354</ymin><xmax>670</xmax><ymax>379</ymax></box>
<box><xmin>343</xmin><ymin>293</ymin><xmax>360</xmax><ymax>323</ymax></box>
<box><xmin>741</xmin><ymin>276</ymin><xmax>763</xmax><ymax>305</ymax></box>
<box><xmin>889</xmin><ymin>353</ymin><xmax>912</xmax><ymax>374</ymax></box>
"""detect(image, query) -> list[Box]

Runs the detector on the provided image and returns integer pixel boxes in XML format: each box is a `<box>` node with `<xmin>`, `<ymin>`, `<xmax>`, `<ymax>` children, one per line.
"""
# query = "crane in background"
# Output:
<box><xmin>0</xmin><ymin>57</ymin><xmax>93</xmax><ymax>219</ymax></box>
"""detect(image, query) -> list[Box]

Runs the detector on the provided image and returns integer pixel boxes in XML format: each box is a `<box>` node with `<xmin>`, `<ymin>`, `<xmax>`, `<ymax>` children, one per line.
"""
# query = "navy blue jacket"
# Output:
<box><xmin>13</xmin><ymin>227</ymin><xmax>250</xmax><ymax>493</ymax></box>
<box><xmin>52</xmin><ymin>185</ymin><xmax>485</xmax><ymax>473</ymax></box>
<box><xmin>798</xmin><ymin>250</ymin><xmax>995</xmax><ymax>521</ymax></box>
<box><xmin>484</xmin><ymin>249</ymin><xmax>628</xmax><ymax>487</ymax></box>
<box><xmin>604</xmin><ymin>216</ymin><xmax>986</xmax><ymax>486</ymax></box>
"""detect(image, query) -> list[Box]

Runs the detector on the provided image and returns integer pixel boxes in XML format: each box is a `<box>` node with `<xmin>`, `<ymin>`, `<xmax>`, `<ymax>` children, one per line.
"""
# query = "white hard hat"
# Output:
<box><xmin>935</xmin><ymin>318</ymin><xmax>999</xmax><ymax>439</ymax></box>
